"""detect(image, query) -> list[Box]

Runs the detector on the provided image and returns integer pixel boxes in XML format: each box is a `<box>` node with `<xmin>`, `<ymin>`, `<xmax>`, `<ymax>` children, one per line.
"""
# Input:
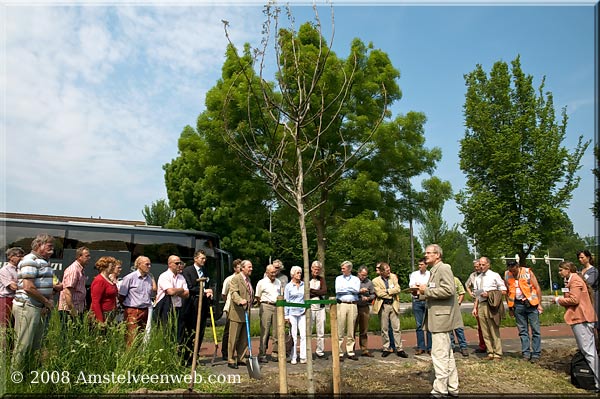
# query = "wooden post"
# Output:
<box><xmin>276</xmin><ymin>295</ymin><xmax>288</xmax><ymax>394</ymax></box>
<box><xmin>188</xmin><ymin>277</ymin><xmax>207</xmax><ymax>391</ymax></box>
<box><xmin>329</xmin><ymin>297</ymin><xmax>340</xmax><ymax>394</ymax></box>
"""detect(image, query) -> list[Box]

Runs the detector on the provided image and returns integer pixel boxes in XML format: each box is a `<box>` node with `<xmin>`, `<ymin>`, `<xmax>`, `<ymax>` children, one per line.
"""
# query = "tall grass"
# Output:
<box><xmin>2</xmin><ymin>311</ymin><xmax>231</xmax><ymax>395</ymax></box>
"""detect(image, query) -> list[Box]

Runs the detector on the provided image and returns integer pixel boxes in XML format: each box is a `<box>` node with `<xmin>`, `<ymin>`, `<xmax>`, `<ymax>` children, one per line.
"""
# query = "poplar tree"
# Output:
<box><xmin>457</xmin><ymin>55</ymin><xmax>589</xmax><ymax>264</ymax></box>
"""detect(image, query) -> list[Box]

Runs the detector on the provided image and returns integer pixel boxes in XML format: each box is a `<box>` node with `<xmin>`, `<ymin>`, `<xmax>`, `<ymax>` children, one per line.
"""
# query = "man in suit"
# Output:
<box><xmin>180</xmin><ymin>250</ymin><xmax>213</xmax><ymax>366</ymax></box>
<box><xmin>418</xmin><ymin>244</ymin><xmax>463</xmax><ymax>398</ymax></box>
<box><xmin>372</xmin><ymin>262</ymin><xmax>408</xmax><ymax>358</ymax></box>
<box><xmin>227</xmin><ymin>259</ymin><xmax>254</xmax><ymax>369</ymax></box>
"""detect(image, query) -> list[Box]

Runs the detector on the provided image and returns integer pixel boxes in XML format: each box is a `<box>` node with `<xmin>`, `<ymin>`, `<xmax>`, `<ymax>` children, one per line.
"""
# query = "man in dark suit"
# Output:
<box><xmin>180</xmin><ymin>250</ymin><xmax>213</xmax><ymax>366</ymax></box>
<box><xmin>227</xmin><ymin>259</ymin><xmax>253</xmax><ymax>369</ymax></box>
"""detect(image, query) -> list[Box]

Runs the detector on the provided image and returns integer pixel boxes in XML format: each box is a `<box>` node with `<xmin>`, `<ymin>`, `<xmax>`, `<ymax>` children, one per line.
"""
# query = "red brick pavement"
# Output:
<box><xmin>198</xmin><ymin>323</ymin><xmax>575</xmax><ymax>356</ymax></box>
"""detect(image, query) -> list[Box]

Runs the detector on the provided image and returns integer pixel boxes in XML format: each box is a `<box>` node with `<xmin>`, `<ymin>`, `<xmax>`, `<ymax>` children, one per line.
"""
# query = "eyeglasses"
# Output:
<box><xmin>176</xmin><ymin>261</ymin><xmax>184</xmax><ymax>265</ymax></box>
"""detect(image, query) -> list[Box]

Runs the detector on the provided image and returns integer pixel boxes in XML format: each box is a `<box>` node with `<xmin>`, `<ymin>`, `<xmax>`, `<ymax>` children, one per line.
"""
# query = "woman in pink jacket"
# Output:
<box><xmin>556</xmin><ymin>261</ymin><xmax>599</xmax><ymax>392</ymax></box>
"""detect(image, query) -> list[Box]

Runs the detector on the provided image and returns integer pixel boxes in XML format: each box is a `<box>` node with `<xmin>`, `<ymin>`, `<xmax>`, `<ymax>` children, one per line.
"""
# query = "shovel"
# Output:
<box><xmin>209</xmin><ymin>305</ymin><xmax>219</xmax><ymax>366</ymax></box>
<box><xmin>244</xmin><ymin>308</ymin><xmax>262</xmax><ymax>379</ymax></box>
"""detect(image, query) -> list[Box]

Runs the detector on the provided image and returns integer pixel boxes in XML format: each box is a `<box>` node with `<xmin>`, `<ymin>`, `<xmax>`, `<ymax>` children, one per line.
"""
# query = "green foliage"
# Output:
<box><xmin>457</xmin><ymin>55</ymin><xmax>590</xmax><ymax>262</ymax></box>
<box><xmin>164</xmin><ymin>6</ymin><xmax>448</xmax><ymax>283</ymax></box>
<box><xmin>2</xmin><ymin>312</ymin><xmax>230</xmax><ymax>394</ymax></box>
<box><xmin>142</xmin><ymin>198</ymin><xmax>174</xmax><ymax>227</ymax></box>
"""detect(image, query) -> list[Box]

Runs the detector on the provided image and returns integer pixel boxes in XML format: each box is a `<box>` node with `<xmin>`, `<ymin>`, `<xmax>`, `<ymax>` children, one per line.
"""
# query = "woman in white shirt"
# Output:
<box><xmin>284</xmin><ymin>266</ymin><xmax>306</xmax><ymax>364</ymax></box>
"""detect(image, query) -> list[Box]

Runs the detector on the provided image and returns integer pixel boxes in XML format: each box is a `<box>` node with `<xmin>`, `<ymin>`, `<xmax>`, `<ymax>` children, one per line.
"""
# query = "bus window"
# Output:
<box><xmin>65</xmin><ymin>228</ymin><xmax>130</xmax><ymax>252</ymax></box>
<box><xmin>195</xmin><ymin>238</ymin><xmax>215</xmax><ymax>258</ymax></box>
<box><xmin>1</xmin><ymin>224</ymin><xmax>65</xmax><ymax>259</ymax></box>
<box><xmin>132</xmin><ymin>233</ymin><xmax>194</xmax><ymax>273</ymax></box>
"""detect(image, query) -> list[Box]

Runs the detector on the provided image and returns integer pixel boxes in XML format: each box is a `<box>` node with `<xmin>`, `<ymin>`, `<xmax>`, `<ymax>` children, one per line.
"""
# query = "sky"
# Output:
<box><xmin>1</xmin><ymin>1</ymin><xmax>597</xmax><ymax>245</ymax></box>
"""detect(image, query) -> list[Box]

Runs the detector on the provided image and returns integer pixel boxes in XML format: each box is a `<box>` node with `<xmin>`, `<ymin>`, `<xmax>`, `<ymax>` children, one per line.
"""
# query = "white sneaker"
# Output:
<box><xmin>300</xmin><ymin>358</ymin><xmax>307</xmax><ymax>364</ymax></box>
<box><xmin>291</xmin><ymin>359</ymin><xmax>297</xmax><ymax>365</ymax></box>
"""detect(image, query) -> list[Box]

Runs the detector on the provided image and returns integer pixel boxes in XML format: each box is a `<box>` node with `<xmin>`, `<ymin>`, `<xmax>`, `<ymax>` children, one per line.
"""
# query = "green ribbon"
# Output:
<box><xmin>274</xmin><ymin>298</ymin><xmax>337</xmax><ymax>308</ymax></box>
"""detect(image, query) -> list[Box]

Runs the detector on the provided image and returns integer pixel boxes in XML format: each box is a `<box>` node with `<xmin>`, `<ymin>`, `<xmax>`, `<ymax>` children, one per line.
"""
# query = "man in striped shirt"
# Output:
<box><xmin>11</xmin><ymin>234</ymin><xmax>56</xmax><ymax>370</ymax></box>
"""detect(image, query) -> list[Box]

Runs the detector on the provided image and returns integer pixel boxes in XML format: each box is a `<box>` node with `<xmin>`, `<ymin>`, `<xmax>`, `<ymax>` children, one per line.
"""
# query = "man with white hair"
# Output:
<box><xmin>12</xmin><ymin>234</ymin><xmax>56</xmax><ymax>370</ymax></box>
<box><xmin>255</xmin><ymin>263</ymin><xmax>281</xmax><ymax>363</ymax></box>
<box><xmin>472</xmin><ymin>256</ymin><xmax>507</xmax><ymax>361</ymax></box>
<box><xmin>119</xmin><ymin>255</ymin><xmax>155</xmax><ymax>346</ymax></box>
<box><xmin>335</xmin><ymin>260</ymin><xmax>360</xmax><ymax>361</ymax></box>
<box><xmin>418</xmin><ymin>244</ymin><xmax>463</xmax><ymax>398</ymax></box>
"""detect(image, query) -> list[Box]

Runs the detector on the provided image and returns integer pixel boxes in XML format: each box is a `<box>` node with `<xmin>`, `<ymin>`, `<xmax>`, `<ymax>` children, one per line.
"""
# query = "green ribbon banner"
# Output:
<box><xmin>274</xmin><ymin>299</ymin><xmax>337</xmax><ymax>308</ymax></box>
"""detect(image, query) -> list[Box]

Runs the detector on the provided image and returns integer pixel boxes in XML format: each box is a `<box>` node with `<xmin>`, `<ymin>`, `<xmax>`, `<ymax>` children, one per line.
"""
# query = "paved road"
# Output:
<box><xmin>236</xmin><ymin>295</ymin><xmax>559</xmax><ymax>322</ymax></box>
<box><xmin>198</xmin><ymin>323</ymin><xmax>575</xmax><ymax>361</ymax></box>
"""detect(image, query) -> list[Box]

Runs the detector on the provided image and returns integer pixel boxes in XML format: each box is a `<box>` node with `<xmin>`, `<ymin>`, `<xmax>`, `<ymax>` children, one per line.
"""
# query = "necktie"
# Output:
<box><xmin>245</xmin><ymin>276</ymin><xmax>253</xmax><ymax>301</ymax></box>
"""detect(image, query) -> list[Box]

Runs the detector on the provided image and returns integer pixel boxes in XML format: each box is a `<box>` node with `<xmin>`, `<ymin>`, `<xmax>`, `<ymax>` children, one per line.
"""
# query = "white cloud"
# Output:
<box><xmin>4</xmin><ymin>5</ymin><xmax>264</xmax><ymax>219</ymax></box>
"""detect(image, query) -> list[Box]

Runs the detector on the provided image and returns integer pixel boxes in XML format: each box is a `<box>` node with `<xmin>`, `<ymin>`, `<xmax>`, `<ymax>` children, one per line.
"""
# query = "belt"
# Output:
<box><xmin>13</xmin><ymin>300</ymin><xmax>43</xmax><ymax>309</ymax></box>
<box><xmin>261</xmin><ymin>301</ymin><xmax>276</xmax><ymax>306</ymax></box>
<box><xmin>341</xmin><ymin>301</ymin><xmax>358</xmax><ymax>304</ymax></box>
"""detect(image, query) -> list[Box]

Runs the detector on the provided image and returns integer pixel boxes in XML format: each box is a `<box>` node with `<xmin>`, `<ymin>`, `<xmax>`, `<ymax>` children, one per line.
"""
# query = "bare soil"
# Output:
<box><xmin>210</xmin><ymin>337</ymin><xmax>591</xmax><ymax>396</ymax></box>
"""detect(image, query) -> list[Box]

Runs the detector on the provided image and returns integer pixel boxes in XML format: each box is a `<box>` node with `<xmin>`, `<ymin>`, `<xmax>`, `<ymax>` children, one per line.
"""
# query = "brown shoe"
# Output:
<box><xmin>415</xmin><ymin>350</ymin><xmax>424</xmax><ymax>355</ymax></box>
<box><xmin>361</xmin><ymin>352</ymin><xmax>374</xmax><ymax>357</ymax></box>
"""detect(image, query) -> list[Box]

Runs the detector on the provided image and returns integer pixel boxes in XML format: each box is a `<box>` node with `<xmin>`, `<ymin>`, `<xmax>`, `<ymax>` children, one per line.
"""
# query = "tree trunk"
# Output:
<box><xmin>409</xmin><ymin>218</ymin><xmax>415</xmax><ymax>272</ymax></box>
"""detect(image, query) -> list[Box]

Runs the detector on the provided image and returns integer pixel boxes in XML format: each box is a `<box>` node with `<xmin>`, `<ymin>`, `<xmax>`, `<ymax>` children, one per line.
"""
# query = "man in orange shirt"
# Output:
<box><xmin>504</xmin><ymin>260</ymin><xmax>543</xmax><ymax>363</ymax></box>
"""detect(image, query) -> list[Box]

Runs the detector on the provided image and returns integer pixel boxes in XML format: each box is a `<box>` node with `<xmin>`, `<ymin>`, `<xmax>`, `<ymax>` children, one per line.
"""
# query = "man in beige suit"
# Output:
<box><xmin>227</xmin><ymin>260</ymin><xmax>253</xmax><ymax>369</ymax></box>
<box><xmin>372</xmin><ymin>262</ymin><xmax>408</xmax><ymax>358</ymax></box>
<box><xmin>418</xmin><ymin>244</ymin><xmax>463</xmax><ymax>398</ymax></box>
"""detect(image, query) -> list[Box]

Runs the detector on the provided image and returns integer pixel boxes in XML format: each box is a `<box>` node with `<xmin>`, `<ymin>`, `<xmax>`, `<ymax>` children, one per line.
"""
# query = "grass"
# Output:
<box><xmin>1</xmin><ymin>311</ymin><xmax>232</xmax><ymax>395</ymax></box>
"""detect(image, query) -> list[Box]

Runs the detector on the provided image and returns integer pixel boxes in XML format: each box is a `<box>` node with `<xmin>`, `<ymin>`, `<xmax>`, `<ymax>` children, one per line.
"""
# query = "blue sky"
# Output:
<box><xmin>1</xmin><ymin>1</ymin><xmax>597</xmax><ymax>246</ymax></box>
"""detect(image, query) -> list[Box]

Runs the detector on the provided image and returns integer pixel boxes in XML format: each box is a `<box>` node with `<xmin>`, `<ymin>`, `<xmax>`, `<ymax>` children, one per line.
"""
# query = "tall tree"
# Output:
<box><xmin>142</xmin><ymin>198</ymin><xmax>174</xmax><ymax>227</ymax></box>
<box><xmin>457</xmin><ymin>55</ymin><xmax>590</xmax><ymax>264</ymax></box>
<box><xmin>362</xmin><ymin>113</ymin><xmax>447</xmax><ymax>271</ymax></box>
<box><xmin>221</xmin><ymin>5</ymin><xmax>400</xmax><ymax>391</ymax></box>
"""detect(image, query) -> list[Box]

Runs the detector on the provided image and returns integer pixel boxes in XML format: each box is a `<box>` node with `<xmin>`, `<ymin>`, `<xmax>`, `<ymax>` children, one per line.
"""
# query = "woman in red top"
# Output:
<box><xmin>90</xmin><ymin>256</ymin><xmax>120</xmax><ymax>323</ymax></box>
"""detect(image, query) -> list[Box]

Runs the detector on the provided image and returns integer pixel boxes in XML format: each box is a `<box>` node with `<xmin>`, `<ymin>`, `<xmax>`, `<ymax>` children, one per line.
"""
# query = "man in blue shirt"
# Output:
<box><xmin>335</xmin><ymin>260</ymin><xmax>360</xmax><ymax>361</ymax></box>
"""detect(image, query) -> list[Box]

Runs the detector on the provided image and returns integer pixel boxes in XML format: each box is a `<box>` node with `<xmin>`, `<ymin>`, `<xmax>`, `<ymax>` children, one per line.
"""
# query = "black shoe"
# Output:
<box><xmin>268</xmin><ymin>355</ymin><xmax>278</xmax><ymax>362</ymax></box>
<box><xmin>237</xmin><ymin>360</ymin><xmax>246</xmax><ymax>366</ymax></box>
<box><xmin>316</xmin><ymin>353</ymin><xmax>328</xmax><ymax>360</ymax></box>
<box><xmin>347</xmin><ymin>355</ymin><xmax>358</xmax><ymax>361</ymax></box>
<box><xmin>339</xmin><ymin>356</ymin><xmax>344</xmax><ymax>362</ymax></box>
<box><xmin>258</xmin><ymin>356</ymin><xmax>268</xmax><ymax>364</ymax></box>
<box><xmin>397</xmin><ymin>350</ymin><xmax>409</xmax><ymax>358</ymax></box>
<box><xmin>381</xmin><ymin>351</ymin><xmax>392</xmax><ymax>358</ymax></box>
<box><xmin>474</xmin><ymin>348</ymin><xmax>486</xmax><ymax>353</ymax></box>
<box><xmin>222</xmin><ymin>355</ymin><xmax>228</xmax><ymax>361</ymax></box>
<box><xmin>227</xmin><ymin>363</ymin><xmax>238</xmax><ymax>369</ymax></box>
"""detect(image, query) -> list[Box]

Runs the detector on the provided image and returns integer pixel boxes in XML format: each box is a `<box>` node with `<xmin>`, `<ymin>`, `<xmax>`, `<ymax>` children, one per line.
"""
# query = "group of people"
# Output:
<box><xmin>2</xmin><ymin>232</ymin><xmax>599</xmax><ymax>395</ymax></box>
<box><xmin>0</xmin><ymin>233</ymin><xmax>216</xmax><ymax>370</ymax></box>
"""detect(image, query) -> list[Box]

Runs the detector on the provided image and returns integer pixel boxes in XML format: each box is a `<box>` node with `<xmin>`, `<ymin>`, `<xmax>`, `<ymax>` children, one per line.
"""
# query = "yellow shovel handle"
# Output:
<box><xmin>209</xmin><ymin>306</ymin><xmax>218</xmax><ymax>345</ymax></box>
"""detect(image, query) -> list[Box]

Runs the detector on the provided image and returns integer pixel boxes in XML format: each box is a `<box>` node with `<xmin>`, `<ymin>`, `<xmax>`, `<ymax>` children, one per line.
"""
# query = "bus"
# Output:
<box><xmin>0</xmin><ymin>214</ymin><xmax>231</xmax><ymax>319</ymax></box>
